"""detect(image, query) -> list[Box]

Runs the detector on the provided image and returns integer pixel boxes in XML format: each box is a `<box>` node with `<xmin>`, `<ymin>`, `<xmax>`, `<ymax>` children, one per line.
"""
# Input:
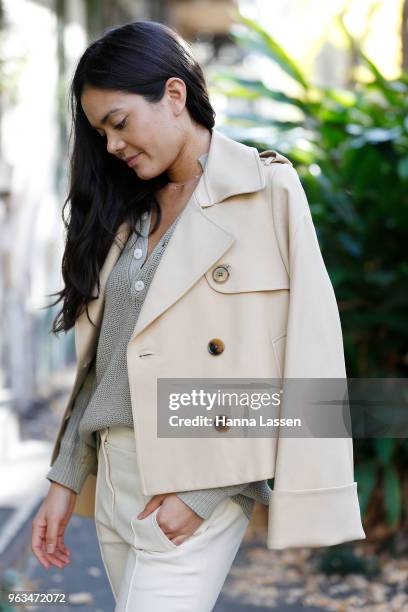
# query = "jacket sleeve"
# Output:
<box><xmin>265</xmin><ymin>161</ymin><xmax>366</xmax><ymax>549</ymax></box>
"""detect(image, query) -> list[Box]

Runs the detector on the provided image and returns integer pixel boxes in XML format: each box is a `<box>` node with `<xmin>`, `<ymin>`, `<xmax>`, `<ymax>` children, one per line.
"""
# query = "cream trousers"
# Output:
<box><xmin>95</xmin><ymin>426</ymin><xmax>250</xmax><ymax>611</ymax></box>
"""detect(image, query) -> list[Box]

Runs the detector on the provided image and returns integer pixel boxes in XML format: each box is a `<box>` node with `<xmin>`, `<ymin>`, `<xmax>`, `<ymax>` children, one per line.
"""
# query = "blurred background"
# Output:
<box><xmin>0</xmin><ymin>0</ymin><xmax>407</xmax><ymax>610</ymax></box>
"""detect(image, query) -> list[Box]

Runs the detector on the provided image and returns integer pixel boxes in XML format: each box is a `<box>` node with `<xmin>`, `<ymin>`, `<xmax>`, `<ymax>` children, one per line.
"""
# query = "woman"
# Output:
<box><xmin>31</xmin><ymin>19</ymin><xmax>365</xmax><ymax>611</ymax></box>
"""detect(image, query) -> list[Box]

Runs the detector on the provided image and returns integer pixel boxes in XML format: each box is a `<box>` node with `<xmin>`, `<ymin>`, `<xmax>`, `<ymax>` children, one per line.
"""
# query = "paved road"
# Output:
<box><xmin>20</xmin><ymin>514</ymin><xmax>114</xmax><ymax>611</ymax></box>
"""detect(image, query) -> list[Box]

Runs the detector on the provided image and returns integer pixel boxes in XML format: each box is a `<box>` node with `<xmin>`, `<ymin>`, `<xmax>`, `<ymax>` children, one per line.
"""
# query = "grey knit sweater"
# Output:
<box><xmin>47</xmin><ymin>154</ymin><xmax>272</xmax><ymax>520</ymax></box>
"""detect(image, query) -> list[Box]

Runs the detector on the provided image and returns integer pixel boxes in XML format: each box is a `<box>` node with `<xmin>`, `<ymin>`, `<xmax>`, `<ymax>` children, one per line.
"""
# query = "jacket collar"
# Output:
<box><xmin>194</xmin><ymin>127</ymin><xmax>266</xmax><ymax>207</ymax></box>
<box><xmin>110</xmin><ymin>127</ymin><xmax>266</xmax><ymax>257</ymax></box>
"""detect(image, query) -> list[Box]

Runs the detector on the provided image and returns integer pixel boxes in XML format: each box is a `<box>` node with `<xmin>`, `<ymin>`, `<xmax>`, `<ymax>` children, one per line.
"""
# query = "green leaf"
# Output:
<box><xmin>397</xmin><ymin>157</ymin><xmax>408</xmax><ymax>180</ymax></box>
<box><xmin>212</xmin><ymin>73</ymin><xmax>308</xmax><ymax>110</ymax></box>
<box><xmin>336</xmin><ymin>232</ymin><xmax>362</xmax><ymax>257</ymax></box>
<box><xmin>383</xmin><ymin>465</ymin><xmax>401</xmax><ymax>527</ymax></box>
<box><xmin>321</xmin><ymin>87</ymin><xmax>357</xmax><ymax>107</ymax></box>
<box><xmin>231</xmin><ymin>15</ymin><xmax>308</xmax><ymax>90</ymax></box>
<box><xmin>354</xmin><ymin>461</ymin><xmax>377</xmax><ymax>515</ymax></box>
<box><xmin>373</xmin><ymin>438</ymin><xmax>396</xmax><ymax>465</ymax></box>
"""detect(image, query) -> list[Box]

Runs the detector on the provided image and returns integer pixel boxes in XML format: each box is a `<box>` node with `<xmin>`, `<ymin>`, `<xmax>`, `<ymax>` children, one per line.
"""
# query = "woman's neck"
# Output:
<box><xmin>152</xmin><ymin>174</ymin><xmax>201</xmax><ymax>228</ymax></box>
<box><xmin>165</xmin><ymin>126</ymin><xmax>211</xmax><ymax>186</ymax></box>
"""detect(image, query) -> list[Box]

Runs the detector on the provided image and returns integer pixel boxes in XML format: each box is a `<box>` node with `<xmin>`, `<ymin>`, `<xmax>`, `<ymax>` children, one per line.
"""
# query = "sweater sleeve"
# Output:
<box><xmin>176</xmin><ymin>479</ymin><xmax>272</xmax><ymax>520</ymax></box>
<box><xmin>46</xmin><ymin>361</ymin><xmax>98</xmax><ymax>494</ymax></box>
<box><xmin>176</xmin><ymin>485</ymin><xmax>248</xmax><ymax>519</ymax></box>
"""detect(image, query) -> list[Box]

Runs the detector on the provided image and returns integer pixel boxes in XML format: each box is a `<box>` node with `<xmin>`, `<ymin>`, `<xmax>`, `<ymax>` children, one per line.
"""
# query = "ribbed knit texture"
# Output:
<box><xmin>47</xmin><ymin>153</ymin><xmax>272</xmax><ymax>520</ymax></box>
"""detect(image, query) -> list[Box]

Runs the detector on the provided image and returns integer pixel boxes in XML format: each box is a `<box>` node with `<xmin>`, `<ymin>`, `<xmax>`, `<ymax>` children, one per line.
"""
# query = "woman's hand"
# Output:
<box><xmin>137</xmin><ymin>493</ymin><xmax>205</xmax><ymax>545</ymax></box>
<box><xmin>31</xmin><ymin>482</ymin><xmax>76</xmax><ymax>570</ymax></box>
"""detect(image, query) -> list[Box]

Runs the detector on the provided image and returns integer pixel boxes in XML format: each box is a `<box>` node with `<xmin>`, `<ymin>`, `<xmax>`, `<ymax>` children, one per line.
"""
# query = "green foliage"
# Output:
<box><xmin>316</xmin><ymin>542</ymin><xmax>380</xmax><ymax>576</ymax></box>
<box><xmin>215</xmin><ymin>14</ymin><xmax>408</xmax><ymax>378</ymax></box>
<box><xmin>216</xmin><ymin>14</ymin><xmax>408</xmax><ymax>532</ymax></box>
<box><xmin>355</xmin><ymin>438</ymin><xmax>408</xmax><ymax>528</ymax></box>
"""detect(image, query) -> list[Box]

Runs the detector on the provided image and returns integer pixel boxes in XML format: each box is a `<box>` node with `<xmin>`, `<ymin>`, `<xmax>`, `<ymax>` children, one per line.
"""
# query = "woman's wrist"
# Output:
<box><xmin>49</xmin><ymin>480</ymin><xmax>77</xmax><ymax>495</ymax></box>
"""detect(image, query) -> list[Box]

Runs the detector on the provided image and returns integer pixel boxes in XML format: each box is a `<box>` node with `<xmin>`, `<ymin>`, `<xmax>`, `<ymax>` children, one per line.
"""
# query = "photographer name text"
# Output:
<box><xmin>168</xmin><ymin>415</ymin><xmax>301</xmax><ymax>428</ymax></box>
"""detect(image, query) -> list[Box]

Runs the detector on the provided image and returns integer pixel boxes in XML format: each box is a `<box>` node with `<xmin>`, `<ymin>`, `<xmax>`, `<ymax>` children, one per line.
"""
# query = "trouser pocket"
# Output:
<box><xmin>131</xmin><ymin>497</ymin><xmax>230</xmax><ymax>553</ymax></box>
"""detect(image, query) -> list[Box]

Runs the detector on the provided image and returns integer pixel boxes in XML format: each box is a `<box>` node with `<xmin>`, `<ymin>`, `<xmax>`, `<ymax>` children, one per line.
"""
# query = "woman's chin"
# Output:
<box><xmin>134</xmin><ymin>165</ymin><xmax>161</xmax><ymax>182</ymax></box>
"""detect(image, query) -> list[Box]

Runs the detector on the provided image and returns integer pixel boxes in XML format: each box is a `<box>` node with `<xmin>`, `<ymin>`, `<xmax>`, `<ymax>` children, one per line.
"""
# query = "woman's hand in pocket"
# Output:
<box><xmin>137</xmin><ymin>493</ymin><xmax>205</xmax><ymax>545</ymax></box>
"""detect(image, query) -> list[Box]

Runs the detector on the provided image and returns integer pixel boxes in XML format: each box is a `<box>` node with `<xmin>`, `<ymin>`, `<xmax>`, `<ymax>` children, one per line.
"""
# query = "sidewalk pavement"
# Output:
<box><xmin>13</xmin><ymin>509</ymin><xmax>322</xmax><ymax>611</ymax></box>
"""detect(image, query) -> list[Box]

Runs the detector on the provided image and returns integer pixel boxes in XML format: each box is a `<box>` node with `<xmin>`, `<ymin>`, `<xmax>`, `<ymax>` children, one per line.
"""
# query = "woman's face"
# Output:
<box><xmin>80</xmin><ymin>79</ymin><xmax>187</xmax><ymax>180</ymax></box>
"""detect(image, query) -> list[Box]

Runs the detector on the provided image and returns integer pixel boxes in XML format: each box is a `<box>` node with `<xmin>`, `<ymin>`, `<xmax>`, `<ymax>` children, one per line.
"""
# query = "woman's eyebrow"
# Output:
<box><xmin>98</xmin><ymin>107</ymin><xmax>123</xmax><ymax>126</ymax></box>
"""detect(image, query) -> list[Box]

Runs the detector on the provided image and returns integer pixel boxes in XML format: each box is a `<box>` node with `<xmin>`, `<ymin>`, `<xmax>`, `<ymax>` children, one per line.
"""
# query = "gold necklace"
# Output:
<box><xmin>167</xmin><ymin>173</ymin><xmax>202</xmax><ymax>191</ymax></box>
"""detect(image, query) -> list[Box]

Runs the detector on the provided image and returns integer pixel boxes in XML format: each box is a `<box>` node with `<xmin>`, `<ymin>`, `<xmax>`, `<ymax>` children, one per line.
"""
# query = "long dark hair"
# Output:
<box><xmin>47</xmin><ymin>20</ymin><xmax>215</xmax><ymax>334</ymax></box>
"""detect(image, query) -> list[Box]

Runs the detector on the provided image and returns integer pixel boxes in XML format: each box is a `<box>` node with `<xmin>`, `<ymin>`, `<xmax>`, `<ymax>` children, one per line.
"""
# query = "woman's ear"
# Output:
<box><xmin>164</xmin><ymin>77</ymin><xmax>187</xmax><ymax>116</ymax></box>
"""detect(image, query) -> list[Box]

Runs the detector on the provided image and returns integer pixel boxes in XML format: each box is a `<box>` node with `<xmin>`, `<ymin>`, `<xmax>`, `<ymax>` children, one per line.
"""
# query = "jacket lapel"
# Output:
<box><xmin>75</xmin><ymin>128</ymin><xmax>267</xmax><ymax>361</ymax></box>
<box><xmin>129</xmin><ymin>195</ymin><xmax>234</xmax><ymax>342</ymax></box>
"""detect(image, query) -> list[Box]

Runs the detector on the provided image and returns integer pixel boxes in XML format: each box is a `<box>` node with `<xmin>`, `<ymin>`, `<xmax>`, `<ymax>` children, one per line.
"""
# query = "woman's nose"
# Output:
<box><xmin>107</xmin><ymin>138</ymin><xmax>125</xmax><ymax>156</ymax></box>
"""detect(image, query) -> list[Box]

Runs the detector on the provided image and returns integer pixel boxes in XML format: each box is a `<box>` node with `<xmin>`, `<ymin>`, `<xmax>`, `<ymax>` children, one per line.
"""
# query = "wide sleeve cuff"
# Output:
<box><xmin>267</xmin><ymin>481</ymin><xmax>366</xmax><ymax>550</ymax></box>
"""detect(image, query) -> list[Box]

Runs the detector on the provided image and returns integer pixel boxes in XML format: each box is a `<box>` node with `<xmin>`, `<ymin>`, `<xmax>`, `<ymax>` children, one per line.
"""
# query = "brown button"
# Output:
<box><xmin>213</xmin><ymin>415</ymin><xmax>230</xmax><ymax>432</ymax></box>
<box><xmin>208</xmin><ymin>338</ymin><xmax>225</xmax><ymax>355</ymax></box>
<box><xmin>212</xmin><ymin>265</ymin><xmax>230</xmax><ymax>283</ymax></box>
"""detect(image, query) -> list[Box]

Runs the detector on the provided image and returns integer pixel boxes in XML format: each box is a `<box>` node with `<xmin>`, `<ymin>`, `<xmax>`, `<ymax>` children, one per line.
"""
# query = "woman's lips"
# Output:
<box><xmin>127</xmin><ymin>153</ymin><xmax>141</xmax><ymax>167</ymax></box>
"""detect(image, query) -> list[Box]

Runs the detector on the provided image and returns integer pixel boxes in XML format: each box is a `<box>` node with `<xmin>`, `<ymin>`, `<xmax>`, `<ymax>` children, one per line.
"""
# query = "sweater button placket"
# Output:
<box><xmin>134</xmin><ymin>280</ymin><xmax>145</xmax><ymax>292</ymax></box>
<box><xmin>130</xmin><ymin>220</ymin><xmax>149</xmax><ymax>297</ymax></box>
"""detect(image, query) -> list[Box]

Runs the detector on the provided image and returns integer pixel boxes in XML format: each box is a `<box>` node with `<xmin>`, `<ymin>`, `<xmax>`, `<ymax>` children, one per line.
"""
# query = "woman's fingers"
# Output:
<box><xmin>45</xmin><ymin>516</ymin><xmax>60</xmax><ymax>555</ymax></box>
<box><xmin>137</xmin><ymin>493</ymin><xmax>167</xmax><ymax>519</ymax></box>
<box><xmin>31</xmin><ymin>514</ymin><xmax>69</xmax><ymax>570</ymax></box>
<box><xmin>31</xmin><ymin>523</ymin><xmax>51</xmax><ymax>569</ymax></box>
<box><xmin>42</xmin><ymin>546</ymin><xmax>70</xmax><ymax>569</ymax></box>
<box><xmin>47</xmin><ymin>544</ymin><xmax>71</xmax><ymax>565</ymax></box>
<box><xmin>42</xmin><ymin>530</ymin><xmax>71</xmax><ymax>568</ymax></box>
<box><xmin>170</xmin><ymin>534</ymin><xmax>191</xmax><ymax>546</ymax></box>
<box><xmin>32</xmin><ymin>528</ymin><xmax>69</xmax><ymax>570</ymax></box>
<box><xmin>57</xmin><ymin>533</ymin><xmax>71</xmax><ymax>557</ymax></box>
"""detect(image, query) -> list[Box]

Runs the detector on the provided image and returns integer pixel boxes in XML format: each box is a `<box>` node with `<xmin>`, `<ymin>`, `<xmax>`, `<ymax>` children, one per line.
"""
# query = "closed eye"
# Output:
<box><xmin>95</xmin><ymin>117</ymin><xmax>127</xmax><ymax>138</ymax></box>
<box><xmin>114</xmin><ymin>118</ymin><xmax>127</xmax><ymax>130</ymax></box>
